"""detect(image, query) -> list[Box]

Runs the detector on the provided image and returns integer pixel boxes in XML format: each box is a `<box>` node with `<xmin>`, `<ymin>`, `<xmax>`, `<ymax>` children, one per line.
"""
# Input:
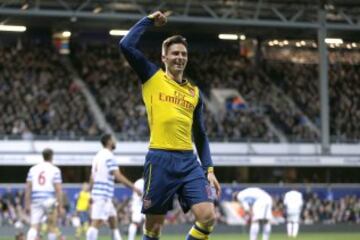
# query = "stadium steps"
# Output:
<box><xmin>205</xmin><ymin>89</ymin><xmax>285</xmax><ymax>142</ymax></box>
<box><xmin>259</xmin><ymin>70</ymin><xmax>320</xmax><ymax>138</ymax></box>
<box><xmin>264</xmin><ymin>116</ymin><xmax>287</xmax><ymax>142</ymax></box>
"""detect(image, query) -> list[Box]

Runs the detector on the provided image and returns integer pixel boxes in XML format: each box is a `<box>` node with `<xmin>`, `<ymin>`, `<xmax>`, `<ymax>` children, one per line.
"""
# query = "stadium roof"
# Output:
<box><xmin>1</xmin><ymin>0</ymin><xmax>360</xmax><ymax>39</ymax></box>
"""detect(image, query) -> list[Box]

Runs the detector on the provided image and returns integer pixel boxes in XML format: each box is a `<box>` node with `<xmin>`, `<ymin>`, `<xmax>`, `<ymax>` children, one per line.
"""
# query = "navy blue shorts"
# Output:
<box><xmin>141</xmin><ymin>149</ymin><xmax>214</xmax><ymax>215</ymax></box>
<box><xmin>78</xmin><ymin>211</ymin><xmax>89</xmax><ymax>224</ymax></box>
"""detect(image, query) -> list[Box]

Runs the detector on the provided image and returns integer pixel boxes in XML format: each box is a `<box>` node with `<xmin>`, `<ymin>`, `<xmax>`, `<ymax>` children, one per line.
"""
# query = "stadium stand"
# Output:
<box><xmin>0</xmin><ymin>42</ymin><xmax>100</xmax><ymax>139</ymax></box>
<box><xmin>0</xmin><ymin>39</ymin><xmax>359</xmax><ymax>142</ymax></box>
<box><xmin>264</xmin><ymin>49</ymin><xmax>360</xmax><ymax>142</ymax></box>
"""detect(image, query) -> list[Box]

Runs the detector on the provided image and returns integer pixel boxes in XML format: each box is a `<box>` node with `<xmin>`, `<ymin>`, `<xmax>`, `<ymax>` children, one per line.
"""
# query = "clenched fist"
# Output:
<box><xmin>148</xmin><ymin>11</ymin><xmax>171</xmax><ymax>27</ymax></box>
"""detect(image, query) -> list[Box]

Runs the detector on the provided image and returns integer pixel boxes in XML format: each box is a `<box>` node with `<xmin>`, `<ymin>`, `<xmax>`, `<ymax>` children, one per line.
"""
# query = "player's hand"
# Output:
<box><xmin>208</xmin><ymin>172</ymin><xmax>221</xmax><ymax>199</ymax></box>
<box><xmin>244</xmin><ymin>212</ymin><xmax>251</xmax><ymax>225</ymax></box>
<box><xmin>148</xmin><ymin>11</ymin><xmax>170</xmax><ymax>27</ymax></box>
<box><xmin>133</xmin><ymin>187</ymin><xmax>142</xmax><ymax>197</ymax></box>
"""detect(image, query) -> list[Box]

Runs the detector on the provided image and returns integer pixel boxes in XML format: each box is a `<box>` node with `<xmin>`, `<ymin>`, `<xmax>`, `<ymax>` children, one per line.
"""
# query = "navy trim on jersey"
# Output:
<box><xmin>119</xmin><ymin>17</ymin><xmax>159</xmax><ymax>83</ymax></box>
<box><xmin>192</xmin><ymin>92</ymin><xmax>213</xmax><ymax>170</ymax></box>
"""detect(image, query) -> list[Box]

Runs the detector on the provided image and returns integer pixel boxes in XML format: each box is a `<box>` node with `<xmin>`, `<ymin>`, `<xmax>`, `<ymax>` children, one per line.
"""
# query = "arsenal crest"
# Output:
<box><xmin>189</xmin><ymin>88</ymin><xmax>195</xmax><ymax>97</ymax></box>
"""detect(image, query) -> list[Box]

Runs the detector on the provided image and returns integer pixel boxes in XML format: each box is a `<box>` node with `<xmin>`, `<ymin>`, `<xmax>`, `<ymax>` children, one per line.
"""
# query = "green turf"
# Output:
<box><xmin>4</xmin><ymin>233</ymin><xmax>360</xmax><ymax>240</ymax></box>
<box><xmin>127</xmin><ymin>233</ymin><xmax>359</xmax><ymax>240</ymax></box>
<box><xmin>122</xmin><ymin>233</ymin><xmax>358</xmax><ymax>240</ymax></box>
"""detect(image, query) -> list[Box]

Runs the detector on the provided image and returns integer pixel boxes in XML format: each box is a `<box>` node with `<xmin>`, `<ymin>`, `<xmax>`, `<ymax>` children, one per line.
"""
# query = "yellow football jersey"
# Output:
<box><xmin>76</xmin><ymin>190</ymin><xmax>90</xmax><ymax>212</ymax></box>
<box><xmin>142</xmin><ymin>69</ymin><xmax>199</xmax><ymax>150</ymax></box>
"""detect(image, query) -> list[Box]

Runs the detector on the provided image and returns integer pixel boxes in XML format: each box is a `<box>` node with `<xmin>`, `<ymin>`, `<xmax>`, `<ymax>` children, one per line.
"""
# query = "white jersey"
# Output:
<box><xmin>131</xmin><ymin>178</ymin><xmax>144</xmax><ymax>210</ymax></box>
<box><xmin>91</xmin><ymin>148</ymin><xmax>118</xmax><ymax>200</ymax></box>
<box><xmin>237</xmin><ymin>187</ymin><xmax>272</xmax><ymax>211</ymax></box>
<box><xmin>26</xmin><ymin>161</ymin><xmax>62</xmax><ymax>203</ymax></box>
<box><xmin>237</xmin><ymin>187</ymin><xmax>273</xmax><ymax>221</ymax></box>
<box><xmin>284</xmin><ymin>190</ymin><xmax>303</xmax><ymax>212</ymax></box>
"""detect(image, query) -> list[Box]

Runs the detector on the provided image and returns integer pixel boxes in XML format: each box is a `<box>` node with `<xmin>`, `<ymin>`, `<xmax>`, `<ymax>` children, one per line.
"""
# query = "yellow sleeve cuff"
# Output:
<box><xmin>207</xmin><ymin>167</ymin><xmax>214</xmax><ymax>173</ymax></box>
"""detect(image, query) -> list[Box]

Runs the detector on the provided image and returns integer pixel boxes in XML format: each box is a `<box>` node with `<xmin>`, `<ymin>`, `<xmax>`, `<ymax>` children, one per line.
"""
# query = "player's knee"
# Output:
<box><xmin>144</xmin><ymin>222</ymin><xmax>163</xmax><ymax>234</ymax></box>
<box><xmin>132</xmin><ymin>222</ymin><xmax>141</xmax><ymax>228</ymax></box>
<box><xmin>198</xmin><ymin>210</ymin><xmax>216</xmax><ymax>227</ymax></box>
<box><xmin>91</xmin><ymin>219</ymin><xmax>102</xmax><ymax>228</ymax></box>
<box><xmin>144</xmin><ymin>214</ymin><xmax>165</xmax><ymax>237</ymax></box>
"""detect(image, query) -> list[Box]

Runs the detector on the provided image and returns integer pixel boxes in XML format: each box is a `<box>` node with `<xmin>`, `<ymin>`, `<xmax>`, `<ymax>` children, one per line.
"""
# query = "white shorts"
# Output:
<box><xmin>91</xmin><ymin>198</ymin><xmax>117</xmax><ymax>220</ymax></box>
<box><xmin>30</xmin><ymin>198</ymin><xmax>57</xmax><ymax>225</ymax></box>
<box><xmin>131</xmin><ymin>206</ymin><xmax>144</xmax><ymax>223</ymax></box>
<box><xmin>286</xmin><ymin>211</ymin><xmax>301</xmax><ymax>222</ymax></box>
<box><xmin>252</xmin><ymin>198</ymin><xmax>272</xmax><ymax>221</ymax></box>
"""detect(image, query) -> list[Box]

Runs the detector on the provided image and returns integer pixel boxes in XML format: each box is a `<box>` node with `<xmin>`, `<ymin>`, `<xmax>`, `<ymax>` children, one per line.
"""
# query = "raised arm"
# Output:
<box><xmin>119</xmin><ymin>16</ymin><xmax>159</xmax><ymax>83</ymax></box>
<box><xmin>192</xmin><ymin>93</ymin><xmax>221</xmax><ymax>197</ymax></box>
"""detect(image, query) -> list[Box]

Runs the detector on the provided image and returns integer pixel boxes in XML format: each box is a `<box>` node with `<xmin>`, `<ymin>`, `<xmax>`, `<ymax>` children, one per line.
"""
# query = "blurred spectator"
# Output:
<box><xmin>264</xmin><ymin>47</ymin><xmax>360</xmax><ymax>142</ymax></box>
<box><xmin>1</xmin><ymin>41</ymin><xmax>360</xmax><ymax>142</ymax></box>
<box><xmin>0</xmin><ymin>43</ymin><xmax>100</xmax><ymax>139</ymax></box>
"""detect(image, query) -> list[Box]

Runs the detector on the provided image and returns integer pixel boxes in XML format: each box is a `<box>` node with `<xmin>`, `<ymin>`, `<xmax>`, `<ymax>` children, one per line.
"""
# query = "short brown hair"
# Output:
<box><xmin>101</xmin><ymin>134</ymin><xmax>112</xmax><ymax>147</ymax></box>
<box><xmin>42</xmin><ymin>148</ymin><xmax>53</xmax><ymax>161</ymax></box>
<box><xmin>162</xmin><ymin>35</ymin><xmax>187</xmax><ymax>55</ymax></box>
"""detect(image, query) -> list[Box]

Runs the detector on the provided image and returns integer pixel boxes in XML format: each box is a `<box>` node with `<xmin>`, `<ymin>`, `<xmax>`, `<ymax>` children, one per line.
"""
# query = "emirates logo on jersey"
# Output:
<box><xmin>143</xmin><ymin>198</ymin><xmax>152</xmax><ymax>209</ymax></box>
<box><xmin>159</xmin><ymin>92</ymin><xmax>195</xmax><ymax>110</ymax></box>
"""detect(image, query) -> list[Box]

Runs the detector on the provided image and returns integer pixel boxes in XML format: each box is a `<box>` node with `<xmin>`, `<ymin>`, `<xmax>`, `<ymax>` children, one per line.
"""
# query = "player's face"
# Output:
<box><xmin>110</xmin><ymin>137</ymin><xmax>116</xmax><ymax>150</ymax></box>
<box><xmin>82</xmin><ymin>183</ymin><xmax>89</xmax><ymax>191</ymax></box>
<box><xmin>162</xmin><ymin>43</ymin><xmax>188</xmax><ymax>74</ymax></box>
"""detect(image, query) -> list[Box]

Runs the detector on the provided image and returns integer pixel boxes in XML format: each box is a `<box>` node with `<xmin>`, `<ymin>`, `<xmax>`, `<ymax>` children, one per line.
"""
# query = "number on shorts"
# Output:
<box><xmin>38</xmin><ymin>171</ymin><xmax>46</xmax><ymax>185</ymax></box>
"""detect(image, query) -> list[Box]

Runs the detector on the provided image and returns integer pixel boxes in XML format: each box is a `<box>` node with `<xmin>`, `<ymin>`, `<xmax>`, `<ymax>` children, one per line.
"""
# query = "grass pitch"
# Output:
<box><xmin>4</xmin><ymin>232</ymin><xmax>360</xmax><ymax>240</ymax></box>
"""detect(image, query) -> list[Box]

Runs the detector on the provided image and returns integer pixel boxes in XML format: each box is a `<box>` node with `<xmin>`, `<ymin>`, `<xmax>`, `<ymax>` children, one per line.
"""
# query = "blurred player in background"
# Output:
<box><xmin>86</xmin><ymin>134</ymin><xmax>141</xmax><ymax>240</ymax></box>
<box><xmin>235</xmin><ymin>187</ymin><xmax>273</xmax><ymax>240</ymax></box>
<box><xmin>74</xmin><ymin>182</ymin><xmax>91</xmax><ymax>240</ymax></box>
<box><xmin>120</xmin><ymin>10</ymin><xmax>221</xmax><ymax>240</ymax></box>
<box><xmin>283</xmin><ymin>189</ymin><xmax>303</xmax><ymax>238</ymax></box>
<box><xmin>128</xmin><ymin>178</ymin><xmax>144</xmax><ymax>240</ymax></box>
<box><xmin>25</xmin><ymin>148</ymin><xmax>64</xmax><ymax>240</ymax></box>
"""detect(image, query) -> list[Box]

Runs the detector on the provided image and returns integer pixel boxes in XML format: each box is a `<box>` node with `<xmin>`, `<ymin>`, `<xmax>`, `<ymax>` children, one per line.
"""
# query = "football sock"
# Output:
<box><xmin>250</xmin><ymin>222</ymin><xmax>259</xmax><ymax>240</ymax></box>
<box><xmin>128</xmin><ymin>223</ymin><xmax>138</xmax><ymax>240</ymax></box>
<box><xmin>186</xmin><ymin>221</ymin><xmax>214</xmax><ymax>240</ymax></box>
<box><xmin>262</xmin><ymin>222</ymin><xmax>271</xmax><ymax>240</ymax></box>
<box><xmin>86</xmin><ymin>226</ymin><xmax>98</xmax><ymax>240</ymax></box>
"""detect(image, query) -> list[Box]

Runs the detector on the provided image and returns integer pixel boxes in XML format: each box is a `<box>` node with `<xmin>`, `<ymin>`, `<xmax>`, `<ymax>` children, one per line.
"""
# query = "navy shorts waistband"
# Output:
<box><xmin>149</xmin><ymin>148</ymin><xmax>194</xmax><ymax>154</ymax></box>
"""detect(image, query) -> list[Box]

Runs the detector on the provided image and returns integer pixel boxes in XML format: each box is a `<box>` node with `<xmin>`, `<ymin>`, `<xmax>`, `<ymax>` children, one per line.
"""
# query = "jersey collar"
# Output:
<box><xmin>163</xmin><ymin>72</ymin><xmax>188</xmax><ymax>86</ymax></box>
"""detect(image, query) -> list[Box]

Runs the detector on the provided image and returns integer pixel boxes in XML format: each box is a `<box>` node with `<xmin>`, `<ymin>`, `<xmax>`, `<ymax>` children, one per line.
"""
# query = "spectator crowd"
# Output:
<box><xmin>0</xmin><ymin>43</ymin><xmax>99</xmax><ymax>139</ymax></box>
<box><xmin>0</xmin><ymin>40</ymin><xmax>360</xmax><ymax>142</ymax></box>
